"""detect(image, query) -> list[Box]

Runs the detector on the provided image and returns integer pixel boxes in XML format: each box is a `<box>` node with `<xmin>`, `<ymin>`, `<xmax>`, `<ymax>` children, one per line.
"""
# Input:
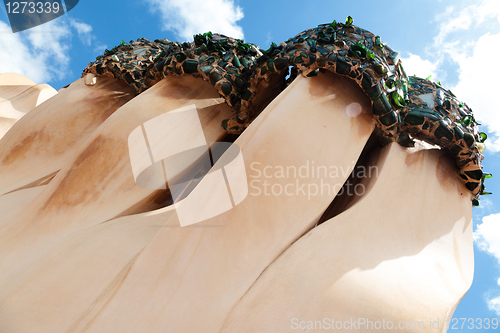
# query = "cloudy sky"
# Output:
<box><xmin>1</xmin><ymin>0</ymin><xmax>499</xmax><ymax>327</ymax></box>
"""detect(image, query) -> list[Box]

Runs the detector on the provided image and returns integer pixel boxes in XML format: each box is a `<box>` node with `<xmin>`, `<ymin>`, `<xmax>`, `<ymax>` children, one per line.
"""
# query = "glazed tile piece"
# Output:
<box><xmin>81</xmin><ymin>17</ymin><xmax>490</xmax><ymax>204</ymax></box>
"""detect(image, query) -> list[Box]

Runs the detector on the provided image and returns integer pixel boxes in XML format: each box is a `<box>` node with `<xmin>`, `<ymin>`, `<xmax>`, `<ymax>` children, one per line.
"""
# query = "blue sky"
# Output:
<box><xmin>1</xmin><ymin>0</ymin><xmax>499</xmax><ymax>328</ymax></box>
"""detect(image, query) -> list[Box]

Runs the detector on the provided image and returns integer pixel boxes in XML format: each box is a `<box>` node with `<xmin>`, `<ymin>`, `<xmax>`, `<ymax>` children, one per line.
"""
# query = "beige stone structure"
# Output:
<box><xmin>0</xmin><ymin>71</ymin><xmax>472</xmax><ymax>332</ymax></box>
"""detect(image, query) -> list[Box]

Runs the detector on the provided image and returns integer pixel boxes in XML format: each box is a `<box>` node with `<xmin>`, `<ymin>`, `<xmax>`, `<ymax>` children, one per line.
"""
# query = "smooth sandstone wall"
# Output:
<box><xmin>0</xmin><ymin>71</ymin><xmax>472</xmax><ymax>333</ymax></box>
<box><xmin>0</xmin><ymin>73</ymin><xmax>57</xmax><ymax>140</ymax></box>
<box><xmin>220</xmin><ymin>143</ymin><xmax>474</xmax><ymax>333</ymax></box>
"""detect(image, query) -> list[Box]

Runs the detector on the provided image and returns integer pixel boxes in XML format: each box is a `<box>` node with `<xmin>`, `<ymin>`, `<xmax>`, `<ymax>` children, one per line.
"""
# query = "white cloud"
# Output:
<box><xmin>419</xmin><ymin>0</ymin><xmax>500</xmax><ymax>152</ymax></box>
<box><xmin>433</xmin><ymin>0</ymin><xmax>500</xmax><ymax>47</ymax></box>
<box><xmin>69</xmin><ymin>19</ymin><xmax>94</xmax><ymax>46</ymax></box>
<box><xmin>0</xmin><ymin>17</ymin><xmax>97</xmax><ymax>84</ymax></box>
<box><xmin>145</xmin><ymin>0</ymin><xmax>244</xmax><ymax>41</ymax></box>
<box><xmin>474</xmin><ymin>213</ymin><xmax>500</xmax><ymax>315</ymax></box>
<box><xmin>451</xmin><ymin>32</ymin><xmax>500</xmax><ymax>152</ymax></box>
<box><xmin>0</xmin><ymin>19</ymin><xmax>69</xmax><ymax>83</ymax></box>
<box><xmin>265</xmin><ymin>31</ymin><xmax>273</xmax><ymax>47</ymax></box>
<box><xmin>474</xmin><ymin>213</ymin><xmax>500</xmax><ymax>260</ymax></box>
<box><xmin>488</xmin><ymin>296</ymin><xmax>500</xmax><ymax>315</ymax></box>
<box><xmin>400</xmin><ymin>53</ymin><xmax>439</xmax><ymax>81</ymax></box>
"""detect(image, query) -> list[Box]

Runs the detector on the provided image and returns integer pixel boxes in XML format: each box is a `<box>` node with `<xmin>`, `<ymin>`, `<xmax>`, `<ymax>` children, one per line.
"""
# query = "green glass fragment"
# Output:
<box><xmin>379</xmin><ymin>111</ymin><xmax>398</xmax><ymax>126</ymax></box>
<box><xmin>479</xmin><ymin>132</ymin><xmax>487</xmax><ymax>143</ymax></box>
<box><xmin>209</xmin><ymin>71</ymin><xmax>222</xmax><ymax>85</ymax></box>
<box><xmin>454</xmin><ymin>126</ymin><xmax>464</xmax><ymax>140</ymax></box>
<box><xmin>450</xmin><ymin>145</ymin><xmax>462</xmax><ymax>156</ymax></box>
<box><xmin>236</xmin><ymin>41</ymin><xmax>251</xmax><ymax>53</ymax></box>
<box><xmin>330</xmin><ymin>20</ymin><xmax>337</xmax><ymax>29</ymax></box>
<box><xmin>346</xmin><ymin>16</ymin><xmax>353</xmax><ymax>25</ymax></box>
<box><xmin>240</xmin><ymin>57</ymin><xmax>249</xmax><ymax>69</ymax></box>
<box><xmin>425</xmin><ymin>75</ymin><xmax>432</xmax><ymax>80</ymax></box>
<box><xmin>182</xmin><ymin>60</ymin><xmax>198</xmax><ymax>74</ymax></box>
<box><xmin>274</xmin><ymin>57</ymin><xmax>288</xmax><ymax>71</ymax></box>
<box><xmin>306</xmin><ymin>38</ymin><xmax>317</xmax><ymax>49</ymax></box>
<box><xmin>373</xmin><ymin>63</ymin><xmax>387</xmax><ymax>74</ymax></box>
<box><xmin>444</xmin><ymin>98</ymin><xmax>451</xmax><ymax>109</ymax></box>
<box><xmin>385</xmin><ymin>78</ymin><xmax>395</xmax><ymax>89</ymax></box>
<box><xmin>472</xmin><ymin>198</ymin><xmax>480</xmax><ymax>206</ymax></box>
<box><xmin>464</xmin><ymin>132</ymin><xmax>475</xmax><ymax>147</ymax></box>
<box><xmin>391</xmin><ymin>90</ymin><xmax>407</xmax><ymax>108</ymax></box>
<box><xmin>465</xmin><ymin>169</ymin><xmax>483</xmax><ymax>181</ymax></box>
<box><xmin>366</xmin><ymin>50</ymin><xmax>375</xmax><ymax>61</ymax></box>
<box><xmin>199</xmin><ymin>65</ymin><xmax>213</xmax><ymax>75</ymax></box>
<box><xmin>461</xmin><ymin>115</ymin><xmax>472</xmax><ymax>126</ymax></box>
<box><xmin>124</xmin><ymin>72</ymin><xmax>134</xmax><ymax>85</ymax></box>
<box><xmin>232</xmin><ymin>56</ymin><xmax>241</xmax><ymax>68</ymax></box>
<box><xmin>435</xmin><ymin>120</ymin><xmax>454</xmax><ymax>140</ymax></box>
<box><xmin>482</xmin><ymin>173</ymin><xmax>493</xmax><ymax>180</ymax></box>
<box><xmin>221</xmin><ymin>82</ymin><xmax>232</xmax><ymax>95</ymax></box>
<box><xmin>175</xmin><ymin>53</ymin><xmax>187</xmax><ymax>62</ymax></box>
<box><xmin>402</xmin><ymin>80</ymin><xmax>408</xmax><ymax>94</ymax></box>
<box><xmin>404</xmin><ymin>111</ymin><xmax>425</xmax><ymax>125</ymax></box>
<box><xmin>241</xmin><ymin>89</ymin><xmax>252</xmax><ymax>101</ymax></box>
<box><xmin>350</xmin><ymin>43</ymin><xmax>367</xmax><ymax>59</ymax></box>
<box><xmin>465</xmin><ymin>182</ymin><xmax>478</xmax><ymax>191</ymax></box>
<box><xmin>264</xmin><ymin>42</ymin><xmax>278</xmax><ymax>55</ymax></box>
<box><xmin>372</xmin><ymin>92</ymin><xmax>392</xmax><ymax>115</ymax></box>
<box><xmin>267</xmin><ymin>59</ymin><xmax>275</xmax><ymax>72</ymax></box>
<box><xmin>306</xmin><ymin>69</ymin><xmax>319</xmax><ymax>77</ymax></box>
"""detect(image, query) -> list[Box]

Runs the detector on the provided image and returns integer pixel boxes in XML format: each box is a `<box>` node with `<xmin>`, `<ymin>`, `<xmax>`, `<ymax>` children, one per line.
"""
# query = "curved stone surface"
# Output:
<box><xmin>0</xmin><ymin>73</ymin><xmax>57</xmax><ymax>140</ymax></box>
<box><xmin>220</xmin><ymin>143</ymin><xmax>473</xmax><ymax>333</ymax></box>
<box><xmin>0</xmin><ymin>77</ymin><xmax>133</xmax><ymax>195</ymax></box>
<box><xmin>0</xmin><ymin>67</ymin><xmax>473</xmax><ymax>333</ymax></box>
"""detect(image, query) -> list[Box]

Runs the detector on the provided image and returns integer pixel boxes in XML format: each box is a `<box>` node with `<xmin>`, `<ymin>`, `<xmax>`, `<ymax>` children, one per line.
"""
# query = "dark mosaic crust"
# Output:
<box><xmin>84</xmin><ymin>32</ymin><xmax>261</xmax><ymax>114</ymax></box>
<box><xmin>81</xmin><ymin>18</ymin><xmax>491</xmax><ymax>204</ymax></box>
<box><xmin>83</xmin><ymin>38</ymin><xmax>169</xmax><ymax>93</ymax></box>
<box><xmin>144</xmin><ymin>32</ymin><xmax>260</xmax><ymax>115</ymax></box>
<box><xmin>400</xmin><ymin>77</ymin><xmax>488</xmax><ymax>198</ymax></box>
<box><xmin>241</xmin><ymin>20</ymin><xmax>407</xmax><ymax>141</ymax></box>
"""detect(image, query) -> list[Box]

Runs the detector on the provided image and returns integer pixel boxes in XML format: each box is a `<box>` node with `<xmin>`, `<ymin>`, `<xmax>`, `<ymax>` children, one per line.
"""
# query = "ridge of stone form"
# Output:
<box><xmin>82</xmin><ymin>16</ymin><xmax>491</xmax><ymax>204</ymax></box>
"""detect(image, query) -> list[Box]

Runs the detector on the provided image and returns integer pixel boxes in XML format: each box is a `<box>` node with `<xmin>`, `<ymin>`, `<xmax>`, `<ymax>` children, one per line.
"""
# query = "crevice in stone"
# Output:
<box><xmin>109</xmin><ymin>131</ymin><xmax>240</xmax><ymax>220</ymax></box>
<box><xmin>3</xmin><ymin>170</ymin><xmax>59</xmax><ymax>196</ymax></box>
<box><xmin>316</xmin><ymin>132</ymin><xmax>384</xmax><ymax>226</ymax></box>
